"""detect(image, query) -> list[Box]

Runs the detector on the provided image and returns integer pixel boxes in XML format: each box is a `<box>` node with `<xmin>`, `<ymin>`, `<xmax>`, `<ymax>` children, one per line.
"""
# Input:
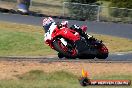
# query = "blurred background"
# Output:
<box><xmin>0</xmin><ymin>0</ymin><xmax>132</xmax><ymax>23</ymax></box>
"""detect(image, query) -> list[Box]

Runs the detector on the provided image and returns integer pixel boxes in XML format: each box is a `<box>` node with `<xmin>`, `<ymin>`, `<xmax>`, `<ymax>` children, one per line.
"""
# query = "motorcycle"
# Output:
<box><xmin>43</xmin><ymin>21</ymin><xmax>108</xmax><ymax>59</ymax></box>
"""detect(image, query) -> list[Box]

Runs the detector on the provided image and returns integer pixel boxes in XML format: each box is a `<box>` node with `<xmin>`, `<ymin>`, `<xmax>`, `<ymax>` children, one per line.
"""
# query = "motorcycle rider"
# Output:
<box><xmin>43</xmin><ymin>17</ymin><xmax>93</xmax><ymax>43</ymax></box>
<box><xmin>42</xmin><ymin>17</ymin><xmax>55</xmax><ymax>33</ymax></box>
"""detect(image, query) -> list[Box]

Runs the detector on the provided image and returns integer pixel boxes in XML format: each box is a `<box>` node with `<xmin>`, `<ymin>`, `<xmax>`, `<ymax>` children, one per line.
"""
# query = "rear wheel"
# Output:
<box><xmin>96</xmin><ymin>44</ymin><xmax>109</xmax><ymax>59</ymax></box>
<box><xmin>53</xmin><ymin>38</ymin><xmax>78</xmax><ymax>58</ymax></box>
<box><xmin>96</xmin><ymin>53</ymin><xmax>108</xmax><ymax>59</ymax></box>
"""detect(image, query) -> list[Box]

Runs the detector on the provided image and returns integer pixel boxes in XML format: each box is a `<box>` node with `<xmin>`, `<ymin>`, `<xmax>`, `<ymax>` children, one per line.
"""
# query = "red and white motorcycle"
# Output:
<box><xmin>43</xmin><ymin>17</ymin><xmax>108</xmax><ymax>59</ymax></box>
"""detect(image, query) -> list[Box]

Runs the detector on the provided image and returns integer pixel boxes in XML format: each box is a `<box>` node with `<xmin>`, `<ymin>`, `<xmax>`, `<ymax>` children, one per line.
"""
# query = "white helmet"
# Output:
<box><xmin>43</xmin><ymin>17</ymin><xmax>55</xmax><ymax>32</ymax></box>
<box><xmin>43</xmin><ymin>17</ymin><xmax>54</xmax><ymax>26</ymax></box>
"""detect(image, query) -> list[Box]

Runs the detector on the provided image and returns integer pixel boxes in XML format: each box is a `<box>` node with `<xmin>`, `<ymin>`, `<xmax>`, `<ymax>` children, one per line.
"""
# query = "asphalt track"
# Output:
<box><xmin>0</xmin><ymin>56</ymin><xmax>132</xmax><ymax>63</ymax></box>
<box><xmin>0</xmin><ymin>12</ymin><xmax>132</xmax><ymax>61</ymax></box>
<box><xmin>0</xmin><ymin>13</ymin><xmax>132</xmax><ymax>39</ymax></box>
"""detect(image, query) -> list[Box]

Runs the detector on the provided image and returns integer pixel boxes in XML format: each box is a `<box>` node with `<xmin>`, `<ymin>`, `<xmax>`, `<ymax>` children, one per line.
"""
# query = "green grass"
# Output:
<box><xmin>0</xmin><ymin>22</ymin><xmax>56</xmax><ymax>56</ymax></box>
<box><xmin>0</xmin><ymin>70</ymin><xmax>80</xmax><ymax>88</ymax></box>
<box><xmin>0</xmin><ymin>70</ymin><xmax>131</xmax><ymax>88</ymax></box>
<box><xmin>0</xmin><ymin>29</ymin><xmax>56</xmax><ymax>56</ymax></box>
<box><xmin>0</xmin><ymin>21</ymin><xmax>132</xmax><ymax>56</ymax></box>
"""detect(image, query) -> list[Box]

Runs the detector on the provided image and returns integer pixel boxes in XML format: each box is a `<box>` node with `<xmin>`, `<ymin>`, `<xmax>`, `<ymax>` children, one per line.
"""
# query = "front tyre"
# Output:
<box><xmin>58</xmin><ymin>53</ymin><xmax>64</xmax><ymax>59</ymax></box>
<box><xmin>53</xmin><ymin>38</ymin><xmax>78</xmax><ymax>58</ymax></box>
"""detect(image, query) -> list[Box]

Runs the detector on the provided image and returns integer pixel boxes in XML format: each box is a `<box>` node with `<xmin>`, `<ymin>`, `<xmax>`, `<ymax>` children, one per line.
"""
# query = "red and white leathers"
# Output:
<box><xmin>43</xmin><ymin>21</ymin><xmax>69</xmax><ymax>45</ymax></box>
<box><xmin>43</xmin><ymin>17</ymin><xmax>92</xmax><ymax>47</ymax></box>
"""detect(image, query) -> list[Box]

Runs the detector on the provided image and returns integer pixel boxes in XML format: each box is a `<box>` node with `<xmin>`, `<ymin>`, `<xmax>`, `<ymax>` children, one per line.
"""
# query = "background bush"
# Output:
<box><xmin>67</xmin><ymin>0</ymin><xmax>97</xmax><ymax>4</ymax></box>
<box><xmin>109</xmin><ymin>0</ymin><xmax>132</xmax><ymax>18</ymax></box>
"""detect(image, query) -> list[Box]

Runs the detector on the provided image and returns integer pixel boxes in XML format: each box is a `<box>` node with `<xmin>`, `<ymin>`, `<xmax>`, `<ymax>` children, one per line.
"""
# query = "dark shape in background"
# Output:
<box><xmin>17</xmin><ymin>0</ymin><xmax>30</xmax><ymax>13</ymax></box>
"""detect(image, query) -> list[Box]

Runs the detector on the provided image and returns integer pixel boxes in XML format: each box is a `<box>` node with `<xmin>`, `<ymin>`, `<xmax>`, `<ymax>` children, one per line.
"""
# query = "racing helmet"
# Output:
<box><xmin>43</xmin><ymin>17</ymin><xmax>55</xmax><ymax>32</ymax></box>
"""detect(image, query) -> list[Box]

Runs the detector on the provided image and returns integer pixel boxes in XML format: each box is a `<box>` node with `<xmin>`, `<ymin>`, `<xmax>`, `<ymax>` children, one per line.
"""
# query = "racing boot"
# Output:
<box><xmin>70</xmin><ymin>25</ymin><xmax>94</xmax><ymax>43</ymax></box>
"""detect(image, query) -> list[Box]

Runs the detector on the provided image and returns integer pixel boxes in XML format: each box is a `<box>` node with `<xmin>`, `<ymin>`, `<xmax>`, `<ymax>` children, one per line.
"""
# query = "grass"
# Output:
<box><xmin>0</xmin><ymin>70</ymin><xmax>131</xmax><ymax>88</ymax></box>
<box><xmin>0</xmin><ymin>70</ymin><xmax>80</xmax><ymax>88</ymax></box>
<box><xmin>0</xmin><ymin>21</ymin><xmax>56</xmax><ymax>56</ymax></box>
<box><xmin>0</xmin><ymin>21</ymin><xmax>132</xmax><ymax>56</ymax></box>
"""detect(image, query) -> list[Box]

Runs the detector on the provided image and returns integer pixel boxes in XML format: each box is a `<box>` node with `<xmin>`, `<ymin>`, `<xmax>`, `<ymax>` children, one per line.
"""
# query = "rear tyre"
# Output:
<box><xmin>53</xmin><ymin>38</ymin><xmax>78</xmax><ymax>58</ymax></box>
<box><xmin>96</xmin><ymin>44</ymin><xmax>109</xmax><ymax>59</ymax></box>
<box><xmin>96</xmin><ymin>53</ymin><xmax>108</xmax><ymax>59</ymax></box>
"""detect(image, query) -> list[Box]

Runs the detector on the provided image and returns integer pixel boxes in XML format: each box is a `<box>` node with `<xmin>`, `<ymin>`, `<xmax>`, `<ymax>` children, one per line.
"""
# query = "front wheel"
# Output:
<box><xmin>53</xmin><ymin>38</ymin><xmax>78</xmax><ymax>58</ymax></box>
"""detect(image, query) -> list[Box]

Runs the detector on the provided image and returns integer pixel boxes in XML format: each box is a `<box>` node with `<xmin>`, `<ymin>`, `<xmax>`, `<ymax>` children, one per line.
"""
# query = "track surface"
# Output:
<box><xmin>0</xmin><ymin>13</ymin><xmax>132</xmax><ymax>61</ymax></box>
<box><xmin>0</xmin><ymin>13</ymin><xmax>132</xmax><ymax>39</ymax></box>
<box><xmin>0</xmin><ymin>55</ymin><xmax>132</xmax><ymax>62</ymax></box>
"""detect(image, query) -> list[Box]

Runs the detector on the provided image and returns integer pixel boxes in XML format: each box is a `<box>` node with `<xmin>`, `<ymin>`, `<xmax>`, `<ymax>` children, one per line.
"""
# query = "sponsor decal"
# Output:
<box><xmin>79</xmin><ymin>69</ymin><xmax>131</xmax><ymax>86</ymax></box>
